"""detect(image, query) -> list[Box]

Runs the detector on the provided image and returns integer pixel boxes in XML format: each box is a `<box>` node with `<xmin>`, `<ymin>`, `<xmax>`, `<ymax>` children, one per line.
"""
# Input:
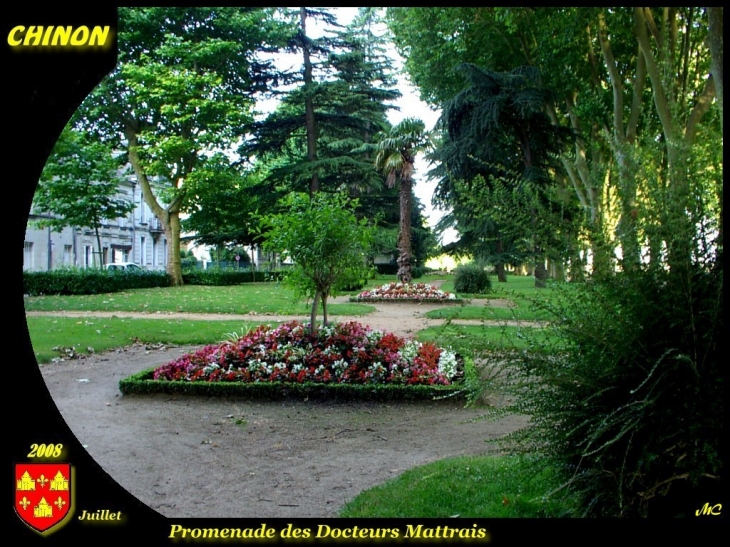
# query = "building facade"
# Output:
<box><xmin>23</xmin><ymin>177</ymin><xmax>169</xmax><ymax>272</ymax></box>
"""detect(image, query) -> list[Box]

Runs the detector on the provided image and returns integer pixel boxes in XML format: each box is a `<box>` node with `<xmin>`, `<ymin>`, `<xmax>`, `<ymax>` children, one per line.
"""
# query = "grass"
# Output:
<box><xmin>23</xmin><ymin>282</ymin><xmax>375</xmax><ymax>316</ymax></box>
<box><xmin>417</xmin><ymin>324</ymin><xmax>559</xmax><ymax>354</ymax></box>
<box><xmin>26</xmin><ymin>316</ymin><xmax>276</xmax><ymax>364</ymax></box>
<box><xmin>339</xmin><ymin>454</ymin><xmax>574</xmax><ymax>518</ymax></box>
<box><xmin>424</xmin><ymin>300</ymin><xmax>552</xmax><ymax>321</ymax></box>
<box><xmin>428</xmin><ymin>275</ymin><xmax>562</xmax><ymax>320</ymax></box>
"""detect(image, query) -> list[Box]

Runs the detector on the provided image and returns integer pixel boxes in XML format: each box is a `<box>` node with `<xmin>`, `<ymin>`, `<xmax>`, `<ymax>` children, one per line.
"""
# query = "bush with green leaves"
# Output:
<box><xmin>23</xmin><ymin>268</ymin><xmax>169</xmax><ymax>295</ymax></box>
<box><xmin>262</xmin><ymin>192</ymin><xmax>374</xmax><ymax>333</ymax></box>
<box><xmin>483</xmin><ymin>264</ymin><xmax>723</xmax><ymax>517</ymax></box>
<box><xmin>181</xmin><ymin>269</ymin><xmax>284</xmax><ymax>286</ymax></box>
<box><xmin>453</xmin><ymin>262</ymin><xmax>492</xmax><ymax>294</ymax></box>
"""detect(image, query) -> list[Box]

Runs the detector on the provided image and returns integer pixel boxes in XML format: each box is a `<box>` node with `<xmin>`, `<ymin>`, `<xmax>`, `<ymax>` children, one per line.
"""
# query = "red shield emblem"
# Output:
<box><xmin>14</xmin><ymin>463</ymin><xmax>72</xmax><ymax>533</ymax></box>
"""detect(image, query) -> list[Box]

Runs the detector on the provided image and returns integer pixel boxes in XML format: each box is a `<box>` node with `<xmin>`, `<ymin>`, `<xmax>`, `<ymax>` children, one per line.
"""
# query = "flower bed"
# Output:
<box><xmin>120</xmin><ymin>321</ymin><xmax>468</xmax><ymax>401</ymax></box>
<box><xmin>350</xmin><ymin>282</ymin><xmax>462</xmax><ymax>303</ymax></box>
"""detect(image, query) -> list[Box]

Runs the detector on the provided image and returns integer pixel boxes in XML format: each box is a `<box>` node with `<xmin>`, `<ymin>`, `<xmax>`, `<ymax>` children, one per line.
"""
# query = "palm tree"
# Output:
<box><xmin>372</xmin><ymin>118</ymin><xmax>430</xmax><ymax>283</ymax></box>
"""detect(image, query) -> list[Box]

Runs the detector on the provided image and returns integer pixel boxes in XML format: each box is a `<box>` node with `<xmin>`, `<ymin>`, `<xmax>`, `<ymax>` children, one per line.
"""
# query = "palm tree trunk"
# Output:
<box><xmin>397</xmin><ymin>176</ymin><xmax>413</xmax><ymax>283</ymax></box>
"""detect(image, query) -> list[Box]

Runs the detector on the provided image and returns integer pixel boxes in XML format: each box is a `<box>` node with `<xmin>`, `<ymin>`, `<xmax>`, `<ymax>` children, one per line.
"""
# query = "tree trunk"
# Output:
<box><xmin>164</xmin><ymin>212</ymin><xmax>183</xmax><ymax>286</ymax></box>
<box><xmin>125</xmin><ymin>125</ymin><xmax>184</xmax><ymax>286</ymax></box>
<box><xmin>707</xmin><ymin>7</ymin><xmax>723</xmax><ymax>133</ymax></box>
<box><xmin>301</xmin><ymin>7</ymin><xmax>319</xmax><ymax>195</ymax></box>
<box><xmin>397</xmin><ymin>175</ymin><xmax>413</xmax><ymax>283</ymax></box>
<box><xmin>495</xmin><ymin>238</ymin><xmax>507</xmax><ymax>282</ymax></box>
<box><xmin>309</xmin><ymin>291</ymin><xmax>320</xmax><ymax>335</ymax></box>
<box><xmin>707</xmin><ymin>7</ymin><xmax>723</xmax><ymax>263</ymax></box>
<box><xmin>534</xmin><ymin>253</ymin><xmax>548</xmax><ymax>288</ymax></box>
<box><xmin>321</xmin><ymin>293</ymin><xmax>328</xmax><ymax>326</ymax></box>
<box><xmin>94</xmin><ymin>226</ymin><xmax>104</xmax><ymax>267</ymax></box>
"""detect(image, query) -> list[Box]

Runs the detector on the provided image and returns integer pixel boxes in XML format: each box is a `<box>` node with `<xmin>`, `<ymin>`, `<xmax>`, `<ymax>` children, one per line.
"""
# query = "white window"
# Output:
<box><xmin>84</xmin><ymin>245</ymin><xmax>94</xmax><ymax>268</ymax></box>
<box><xmin>23</xmin><ymin>242</ymin><xmax>33</xmax><ymax>270</ymax></box>
<box><xmin>152</xmin><ymin>239</ymin><xmax>157</xmax><ymax>268</ymax></box>
<box><xmin>63</xmin><ymin>245</ymin><xmax>72</xmax><ymax>266</ymax></box>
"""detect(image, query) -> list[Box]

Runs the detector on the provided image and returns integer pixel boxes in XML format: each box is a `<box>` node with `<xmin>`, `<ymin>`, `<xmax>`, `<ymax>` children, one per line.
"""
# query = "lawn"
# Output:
<box><xmin>26</xmin><ymin>316</ymin><xmax>274</xmax><ymax>364</ymax></box>
<box><xmin>417</xmin><ymin>323</ymin><xmax>560</xmax><ymax>355</ymax></box>
<box><xmin>339</xmin><ymin>454</ymin><xmax>574</xmax><ymax>518</ymax></box>
<box><xmin>23</xmin><ymin>282</ymin><xmax>375</xmax><ymax>316</ymax></box>
<box><xmin>428</xmin><ymin>275</ymin><xmax>562</xmax><ymax>321</ymax></box>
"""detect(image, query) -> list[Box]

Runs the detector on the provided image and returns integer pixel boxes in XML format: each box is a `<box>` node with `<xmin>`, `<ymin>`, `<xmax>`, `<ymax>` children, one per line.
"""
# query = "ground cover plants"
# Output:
<box><xmin>121</xmin><ymin>320</ymin><xmax>469</xmax><ymax>400</ymax></box>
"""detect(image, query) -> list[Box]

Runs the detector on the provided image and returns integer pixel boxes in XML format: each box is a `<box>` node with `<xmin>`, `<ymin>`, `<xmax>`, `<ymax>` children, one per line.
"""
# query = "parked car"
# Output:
<box><xmin>105</xmin><ymin>262</ymin><xmax>141</xmax><ymax>271</ymax></box>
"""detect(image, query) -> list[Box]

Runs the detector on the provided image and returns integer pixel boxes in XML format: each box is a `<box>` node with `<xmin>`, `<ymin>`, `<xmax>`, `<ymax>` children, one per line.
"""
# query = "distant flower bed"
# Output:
<box><xmin>152</xmin><ymin>320</ymin><xmax>462</xmax><ymax>386</ymax></box>
<box><xmin>352</xmin><ymin>282</ymin><xmax>458</xmax><ymax>302</ymax></box>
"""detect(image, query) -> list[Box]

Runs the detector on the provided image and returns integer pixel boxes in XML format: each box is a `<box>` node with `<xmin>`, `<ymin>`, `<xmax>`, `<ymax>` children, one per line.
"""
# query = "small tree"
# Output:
<box><xmin>33</xmin><ymin>128</ymin><xmax>134</xmax><ymax>267</ymax></box>
<box><xmin>262</xmin><ymin>192</ymin><xmax>373</xmax><ymax>334</ymax></box>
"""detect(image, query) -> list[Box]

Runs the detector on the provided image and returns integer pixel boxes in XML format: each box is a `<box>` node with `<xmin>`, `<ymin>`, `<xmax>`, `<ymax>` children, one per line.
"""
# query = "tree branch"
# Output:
<box><xmin>598</xmin><ymin>10</ymin><xmax>625</xmax><ymax>141</ymax></box>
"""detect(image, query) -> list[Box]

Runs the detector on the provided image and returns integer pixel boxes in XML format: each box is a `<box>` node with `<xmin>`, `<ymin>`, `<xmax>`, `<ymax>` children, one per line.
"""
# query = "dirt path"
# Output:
<box><xmin>33</xmin><ymin>282</ymin><xmax>532</xmax><ymax>518</ymax></box>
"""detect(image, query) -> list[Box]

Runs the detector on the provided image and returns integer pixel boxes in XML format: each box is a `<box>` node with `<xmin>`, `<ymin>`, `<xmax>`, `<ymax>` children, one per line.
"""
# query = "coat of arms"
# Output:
<box><xmin>15</xmin><ymin>463</ymin><xmax>72</xmax><ymax>533</ymax></box>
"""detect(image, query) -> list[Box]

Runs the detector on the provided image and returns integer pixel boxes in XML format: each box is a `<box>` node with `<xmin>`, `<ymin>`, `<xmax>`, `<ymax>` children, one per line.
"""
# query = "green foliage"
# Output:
<box><xmin>179</xmin><ymin>250</ymin><xmax>199</xmax><ymax>270</ymax></box>
<box><xmin>339</xmin><ymin>454</ymin><xmax>574</xmax><ymax>518</ymax></box>
<box><xmin>22</xmin><ymin>268</ymin><xmax>292</xmax><ymax>296</ymax></box>
<box><xmin>119</xmin><ymin>368</ymin><xmax>465</xmax><ymax>401</ymax></box>
<box><xmin>23</xmin><ymin>268</ymin><xmax>169</xmax><ymax>296</ymax></box>
<box><xmin>33</xmin><ymin>128</ymin><xmax>135</xmax><ymax>265</ymax></box>
<box><xmin>453</xmin><ymin>263</ymin><xmax>492</xmax><ymax>294</ymax></box>
<box><xmin>481</xmin><ymin>266</ymin><xmax>723</xmax><ymax>517</ymax></box>
<box><xmin>262</xmin><ymin>192</ymin><xmax>374</xmax><ymax>327</ymax></box>
<box><xmin>181</xmin><ymin>269</ymin><xmax>283</xmax><ymax>286</ymax></box>
<box><xmin>374</xmin><ymin>263</ymin><xmax>425</xmax><ymax>279</ymax></box>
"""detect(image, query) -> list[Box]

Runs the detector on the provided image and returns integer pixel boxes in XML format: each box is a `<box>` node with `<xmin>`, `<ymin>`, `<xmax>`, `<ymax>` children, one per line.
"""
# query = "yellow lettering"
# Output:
<box><xmin>89</xmin><ymin>26</ymin><xmax>110</xmax><ymax>46</ymax></box>
<box><xmin>8</xmin><ymin>26</ymin><xmax>25</xmax><ymax>46</ymax></box>
<box><xmin>41</xmin><ymin>26</ymin><xmax>54</xmax><ymax>45</ymax></box>
<box><xmin>23</xmin><ymin>26</ymin><xmax>43</xmax><ymax>46</ymax></box>
<box><xmin>169</xmin><ymin>525</ymin><xmax>183</xmax><ymax>538</ymax></box>
<box><xmin>70</xmin><ymin>26</ymin><xmax>89</xmax><ymax>46</ymax></box>
<box><xmin>52</xmin><ymin>27</ymin><xmax>72</xmax><ymax>46</ymax></box>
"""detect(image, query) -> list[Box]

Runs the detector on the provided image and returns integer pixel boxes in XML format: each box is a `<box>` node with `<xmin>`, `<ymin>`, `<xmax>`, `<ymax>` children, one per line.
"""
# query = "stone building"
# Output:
<box><xmin>23</xmin><ymin>176</ymin><xmax>169</xmax><ymax>272</ymax></box>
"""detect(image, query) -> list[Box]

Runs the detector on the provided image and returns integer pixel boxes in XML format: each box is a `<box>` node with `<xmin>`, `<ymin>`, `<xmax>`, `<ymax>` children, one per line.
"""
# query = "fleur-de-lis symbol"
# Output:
<box><xmin>37</xmin><ymin>475</ymin><xmax>49</xmax><ymax>488</ymax></box>
<box><xmin>19</xmin><ymin>496</ymin><xmax>30</xmax><ymax>510</ymax></box>
<box><xmin>54</xmin><ymin>497</ymin><xmax>66</xmax><ymax>510</ymax></box>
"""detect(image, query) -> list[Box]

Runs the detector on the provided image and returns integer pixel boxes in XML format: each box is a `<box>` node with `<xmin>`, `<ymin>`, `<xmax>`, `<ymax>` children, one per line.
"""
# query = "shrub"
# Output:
<box><xmin>23</xmin><ymin>268</ymin><xmax>289</xmax><ymax>295</ymax></box>
<box><xmin>23</xmin><ymin>268</ymin><xmax>169</xmax><ymax>295</ymax></box>
<box><xmin>486</xmin><ymin>265</ymin><xmax>723</xmax><ymax>517</ymax></box>
<box><xmin>453</xmin><ymin>262</ymin><xmax>492</xmax><ymax>294</ymax></box>
<box><xmin>375</xmin><ymin>263</ymin><xmax>425</xmax><ymax>279</ymax></box>
<box><xmin>181</xmin><ymin>269</ymin><xmax>284</xmax><ymax>286</ymax></box>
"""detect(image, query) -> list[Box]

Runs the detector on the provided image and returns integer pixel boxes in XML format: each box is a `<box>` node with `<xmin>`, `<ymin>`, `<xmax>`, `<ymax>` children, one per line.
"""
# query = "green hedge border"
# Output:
<box><xmin>23</xmin><ymin>269</ymin><xmax>288</xmax><ymax>296</ymax></box>
<box><xmin>119</xmin><ymin>368</ymin><xmax>467</xmax><ymax>402</ymax></box>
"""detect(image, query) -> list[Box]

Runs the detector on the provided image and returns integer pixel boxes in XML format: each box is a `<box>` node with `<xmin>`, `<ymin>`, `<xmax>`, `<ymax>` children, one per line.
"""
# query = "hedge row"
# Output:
<box><xmin>181</xmin><ymin>269</ymin><xmax>285</xmax><ymax>286</ymax></box>
<box><xmin>23</xmin><ymin>269</ymin><xmax>169</xmax><ymax>296</ymax></box>
<box><xmin>23</xmin><ymin>268</ymin><xmax>288</xmax><ymax>296</ymax></box>
<box><xmin>374</xmin><ymin>264</ymin><xmax>428</xmax><ymax>278</ymax></box>
<box><xmin>119</xmin><ymin>368</ymin><xmax>467</xmax><ymax>402</ymax></box>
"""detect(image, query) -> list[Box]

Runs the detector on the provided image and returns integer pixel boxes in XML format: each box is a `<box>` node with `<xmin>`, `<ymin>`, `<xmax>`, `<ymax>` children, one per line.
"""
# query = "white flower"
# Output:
<box><xmin>438</xmin><ymin>349</ymin><xmax>459</xmax><ymax>379</ymax></box>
